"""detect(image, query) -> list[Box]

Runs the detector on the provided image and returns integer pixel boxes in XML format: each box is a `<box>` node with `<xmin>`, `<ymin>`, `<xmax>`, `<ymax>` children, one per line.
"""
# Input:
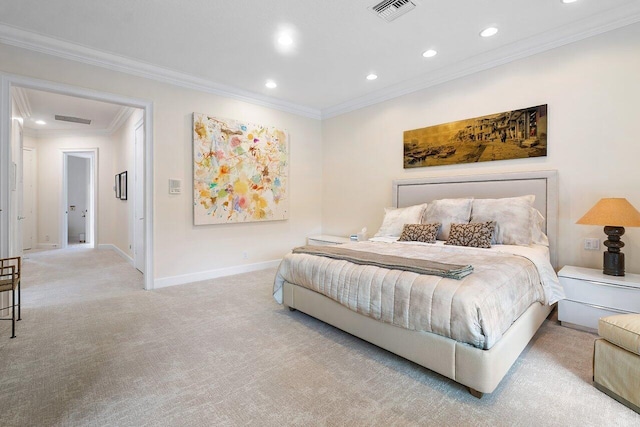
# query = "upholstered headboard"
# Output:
<box><xmin>392</xmin><ymin>170</ymin><xmax>559</xmax><ymax>268</ymax></box>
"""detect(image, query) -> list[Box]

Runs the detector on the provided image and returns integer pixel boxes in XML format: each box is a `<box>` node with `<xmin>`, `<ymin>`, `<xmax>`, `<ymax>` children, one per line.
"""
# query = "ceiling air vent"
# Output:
<box><xmin>55</xmin><ymin>115</ymin><xmax>92</xmax><ymax>125</ymax></box>
<box><xmin>370</xmin><ymin>0</ymin><xmax>418</xmax><ymax>23</ymax></box>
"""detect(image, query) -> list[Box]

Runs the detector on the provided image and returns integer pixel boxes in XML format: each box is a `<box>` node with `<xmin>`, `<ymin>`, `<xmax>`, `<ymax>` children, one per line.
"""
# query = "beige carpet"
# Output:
<box><xmin>0</xmin><ymin>247</ymin><xmax>639</xmax><ymax>426</ymax></box>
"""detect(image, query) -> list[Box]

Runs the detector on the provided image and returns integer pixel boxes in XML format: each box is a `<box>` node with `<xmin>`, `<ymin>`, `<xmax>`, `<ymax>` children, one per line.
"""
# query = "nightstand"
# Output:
<box><xmin>558</xmin><ymin>266</ymin><xmax>640</xmax><ymax>333</ymax></box>
<box><xmin>307</xmin><ymin>235</ymin><xmax>351</xmax><ymax>246</ymax></box>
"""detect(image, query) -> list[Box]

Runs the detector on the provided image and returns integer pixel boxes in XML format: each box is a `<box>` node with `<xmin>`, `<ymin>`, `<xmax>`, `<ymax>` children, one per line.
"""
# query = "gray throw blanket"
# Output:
<box><xmin>292</xmin><ymin>245</ymin><xmax>473</xmax><ymax>279</ymax></box>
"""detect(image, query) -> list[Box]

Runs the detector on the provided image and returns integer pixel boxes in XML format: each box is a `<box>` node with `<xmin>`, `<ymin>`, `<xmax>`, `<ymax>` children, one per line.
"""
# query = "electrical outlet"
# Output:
<box><xmin>242</xmin><ymin>251</ymin><xmax>248</xmax><ymax>259</ymax></box>
<box><xmin>45</xmin><ymin>235</ymin><xmax>49</xmax><ymax>242</ymax></box>
<box><xmin>584</xmin><ymin>238</ymin><xmax>600</xmax><ymax>251</ymax></box>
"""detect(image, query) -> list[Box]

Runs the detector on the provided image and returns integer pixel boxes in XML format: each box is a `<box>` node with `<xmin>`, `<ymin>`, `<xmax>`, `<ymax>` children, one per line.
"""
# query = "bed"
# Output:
<box><xmin>273</xmin><ymin>170</ymin><xmax>561</xmax><ymax>398</ymax></box>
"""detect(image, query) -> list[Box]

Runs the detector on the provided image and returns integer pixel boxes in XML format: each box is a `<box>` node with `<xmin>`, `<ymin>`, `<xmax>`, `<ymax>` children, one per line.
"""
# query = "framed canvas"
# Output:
<box><xmin>119</xmin><ymin>171</ymin><xmax>128</xmax><ymax>201</ymax></box>
<box><xmin>404</xmin><ymin>104</ymin><xmax>547</xmax><ymax>168</ymax></box>
<box><xmin>115</xmin><ymin>174</ymin><xmax>121</xmax><ymax>199</ymax></box>
<box><xmin>193</xmin><ymin>113</ymin><xmax>289</xmax><ymax>225</ymax></box>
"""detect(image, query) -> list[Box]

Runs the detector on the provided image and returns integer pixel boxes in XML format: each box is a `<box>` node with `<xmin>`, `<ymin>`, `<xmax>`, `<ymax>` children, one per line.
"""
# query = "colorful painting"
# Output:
<box><xmin>404</xmin><ymin>104</ymin><xmax>547</xmax><ymax>168</ymax></box>
<box><xmin>193</xmin><ymin>113</ymin><xmax>288</xmax><ymax>225</ymax></box>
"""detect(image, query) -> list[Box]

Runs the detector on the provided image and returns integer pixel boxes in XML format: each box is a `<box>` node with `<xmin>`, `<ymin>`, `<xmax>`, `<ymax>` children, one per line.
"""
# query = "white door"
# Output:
<box><xmin>134</xmin><ymin>120</ymin><xmax>145</xmax><ymax>274</ymax></box>
<box><xmin>22</xmin><ymin>148</ymin><xmax>35</xmax><ymax>250</ymax></box>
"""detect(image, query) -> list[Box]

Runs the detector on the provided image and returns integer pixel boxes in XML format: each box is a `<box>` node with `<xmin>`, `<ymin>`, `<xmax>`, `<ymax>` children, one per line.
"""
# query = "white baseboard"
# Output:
<box><xmin>154</xmin><ymin>259</ymin><xmax>281</xmax><ymax>289</ymax></box>
<box><xmin>98</xmin><ymin>244</ymin><xmax>134</xmax><ymax>266</ymax></box>
<box><xmin>36</xmin><ymin>243</ymin><xmax>60</xmax><ymax>249</ymax></box>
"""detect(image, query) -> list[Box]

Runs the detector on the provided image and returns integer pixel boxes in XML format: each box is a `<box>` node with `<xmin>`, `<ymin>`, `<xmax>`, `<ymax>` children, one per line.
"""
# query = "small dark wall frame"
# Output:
<box><xmin>119</xmin><ymin>171</ymin><xmax>128</xmax><ymax>201</ymax></box>
<box><xmin>115</xmin><ymin>174</ymin><xmax>121</xmax><ymax>199</ymax></box>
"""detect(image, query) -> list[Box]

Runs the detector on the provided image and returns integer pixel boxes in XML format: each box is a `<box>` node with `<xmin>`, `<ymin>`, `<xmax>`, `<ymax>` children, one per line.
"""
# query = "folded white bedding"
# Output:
<box><xmin>274</xmin><ymin>240</ymin><xmax>563</xmax><ymax>349</ymax></box>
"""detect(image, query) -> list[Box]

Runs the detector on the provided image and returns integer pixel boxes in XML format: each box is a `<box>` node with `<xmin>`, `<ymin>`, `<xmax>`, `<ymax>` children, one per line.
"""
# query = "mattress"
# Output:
<box><xmin>274</xmin><ymin>240</ymin><xmax>562</xmax><ymax>349</ymax></box>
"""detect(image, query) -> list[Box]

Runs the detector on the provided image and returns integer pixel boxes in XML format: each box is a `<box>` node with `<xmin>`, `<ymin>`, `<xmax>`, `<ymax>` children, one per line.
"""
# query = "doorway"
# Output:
<box><xmin>63</xmin><ymin>151</ymin><xmax>96</xmax><ymax>248</ymax></box>
<box><xmin>1</xmin><ymin>74</ymin><xmax>155</xmax><ymax>290</ymax></box>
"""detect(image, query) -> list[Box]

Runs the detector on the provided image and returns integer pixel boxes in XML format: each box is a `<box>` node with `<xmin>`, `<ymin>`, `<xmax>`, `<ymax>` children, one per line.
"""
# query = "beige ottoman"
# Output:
<box><xmin>594</xmin><ymin>314</ymin><xmax>640</xmax><ymax>414</ymax></box>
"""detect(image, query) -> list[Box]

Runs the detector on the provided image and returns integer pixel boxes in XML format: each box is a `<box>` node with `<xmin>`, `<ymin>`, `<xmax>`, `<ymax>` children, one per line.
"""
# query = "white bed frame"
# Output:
<box><xmin>282</xmin><ymin>170</ymin><xmax>559</xmax><ymax>397</ymax></box>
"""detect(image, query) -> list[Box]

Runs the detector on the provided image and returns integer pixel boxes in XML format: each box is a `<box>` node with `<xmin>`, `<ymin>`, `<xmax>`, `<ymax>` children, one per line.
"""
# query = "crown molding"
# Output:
<box><xmin>22</xmin><ymin>105</ymin><xmax>135</xmax><ymax>138</ymax></box>
<box><xmin>321</xmin><ymin>3</ymin><xmax>640</xmax><ymax>119</ymax></box>
<box><xmin>0</xmin><ymin>24</ymin><xmax>322</xmax><ymax>120</ymax></box>
<box><xmin>11</xmin><ymin>86</ymin><xmax>31</xmax><ymax>118</ymax></box>
<box><xmin>1</xmin><ymin>2</ymin><xmax>639</xmax><ymax>122</ymax></box>
<box><xmin>108</xmin><ymin>106</ymin><xmax>135</xmax><ymax>134</ymax></box>
<box><xmin>23</xmin><ymin>126</ymin><xmax>112</xmax><ymax>139</ymax></box>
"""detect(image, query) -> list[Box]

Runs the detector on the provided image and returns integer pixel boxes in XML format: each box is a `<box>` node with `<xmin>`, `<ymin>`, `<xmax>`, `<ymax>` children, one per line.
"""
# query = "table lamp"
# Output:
<box><xmin>576</xmin><ymin>198</ymin><xmax>640</xmax><ymax>276</ymax></box>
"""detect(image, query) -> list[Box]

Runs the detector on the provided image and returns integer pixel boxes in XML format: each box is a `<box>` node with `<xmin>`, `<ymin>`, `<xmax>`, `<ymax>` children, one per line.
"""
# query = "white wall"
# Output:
<box><xmin>110</xmin><ymin>109</ymin><xmax>143</xmax><ymax>258</ymax></box>
<box><xmin>0</xmin><ymin>43</ymin><xmax>323</xmax><ymax>283</ymax></box>
<box><xmin>27</xmin><ymin>134</ymin><xmax>116</xmax><ymax>248</ymax></box>
<box><xmin>321</xmin><ymin>23</ymin><xmax>640</xmax><ymax>273</ymax></box>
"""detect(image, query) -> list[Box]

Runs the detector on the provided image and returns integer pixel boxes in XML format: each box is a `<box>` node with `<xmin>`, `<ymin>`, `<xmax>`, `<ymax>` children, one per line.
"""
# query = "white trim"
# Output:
<box><xmin>0</xmin><ymin>77</ymin><xmax>10</xmax><ymax>257</ymax></box>
<box><xmin>154</xmin><ymin>259</ymin><xmax>281</xmax><ymax>289</ymax></box>
<box><xmin>0</xmin><ymin>24</ymin><xmax>321</xmax><ymax>120</ymax></box>
<box><xmin>322</xmin><ymin>6</ymin><xmax>640</xmax><ymax>118</ymax></box>
<box><xmin>12</xmin><ymin>86</ymin><xmax>31</xmax><ymax>118</ymax></box>
<box><xmin>133</xmin><ymin>118</ymin><xmax>145</xmax><ymax>274</ymax></box>
<box><xmin>0</xmin><ymin>73</ymin><xmax>155</xmax><ymax>290</ymax></box>
<box><xmin>1</xmin><ymin>6</ymin><xmax>639</xmax><ymax>120</ymax></box>
<box><xmin>24</xmin><ymin>127</ymin><xmax>113</xmax><ymax>139</ymax></box>
<box><xmin>107</xmin><ymin>106</ymin><xmax>135</xmax><ymax>134</ymax></box>
<box><xmin>20</xmin><ymin>105</ymin><xmax>134</xmax><ymax>138</ymax></box>
<box><xmin>36</xmin><ymin>243</ymin><xmax>60</xmax><ymax>249</ymax></box>
<box><xmin>98</xmin><ymin>243</ymin><xmax>133</xmax><ymax>266</ymax></box>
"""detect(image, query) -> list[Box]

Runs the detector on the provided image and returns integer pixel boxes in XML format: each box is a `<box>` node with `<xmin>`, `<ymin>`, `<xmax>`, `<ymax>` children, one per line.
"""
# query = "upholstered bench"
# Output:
<box><xmin>594</xmin><ymin>314</ymin><xmax>640</xmax><ymax>414</ymax></box>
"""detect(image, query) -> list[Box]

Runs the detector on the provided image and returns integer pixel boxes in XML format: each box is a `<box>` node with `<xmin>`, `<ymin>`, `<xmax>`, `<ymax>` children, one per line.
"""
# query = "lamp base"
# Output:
<box><xmin>603</xmin><ymin>251</ymin><xmax>625</xmax><ymax>276</ymax></box>
<box><xmin>603</xmin><ymin>226</ymin><xmax>625</xmax><ymax>276</ymax></box>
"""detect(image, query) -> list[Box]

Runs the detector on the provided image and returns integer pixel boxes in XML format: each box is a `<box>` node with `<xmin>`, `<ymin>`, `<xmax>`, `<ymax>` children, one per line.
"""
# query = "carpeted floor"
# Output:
<box><xmin>0</xmin><ymin>247</ymin><xmax>639</xmax><ymax>426</ymax></box>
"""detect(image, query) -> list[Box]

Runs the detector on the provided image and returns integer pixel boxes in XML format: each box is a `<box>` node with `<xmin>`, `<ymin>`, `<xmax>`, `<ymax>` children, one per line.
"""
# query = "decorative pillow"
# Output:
<box><xmin>373</xmin><ymin>203</ymin><xmax>428</xmax><ymax>238</ymax></box>
<box><xmin>445</xmin><ymin>221</ymin><xmax>496</xmax><ymax>248</ymax></box>
<box><xmin>470</xmin><ymin>195</ymin><xmax>535</xmax><ymax>245</ymax></box>
<box><xmin>422</xmin><ymin>198</ymin><xmax>473</xmax><ymax>241</ymax></box>
<box><xmin>398</xmin><ymin>223</ymin><xmax>441</xmax><ymax>243</ymax></box>
<box><xmin>531</xmin><ymin>208</ymin><xmax>550</xmax><ymax>246</ymax></box>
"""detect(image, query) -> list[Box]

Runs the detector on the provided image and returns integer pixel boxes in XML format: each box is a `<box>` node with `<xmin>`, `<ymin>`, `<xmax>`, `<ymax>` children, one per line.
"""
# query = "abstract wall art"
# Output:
<box><xmin>403</xmin><ymin>104</ymin><xmax>547</xmax><ymax>168</ymax></box>
<box><xmin>193</xmin><ymin>113</ymin><xmax>289</xmax><ymax>225</ymax></box>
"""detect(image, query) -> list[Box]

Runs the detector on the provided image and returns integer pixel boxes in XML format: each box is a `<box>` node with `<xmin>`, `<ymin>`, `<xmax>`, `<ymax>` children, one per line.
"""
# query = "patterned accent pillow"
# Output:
<box><xmin>398</xmin><ymin>223</ymin><xmax>441</xmax><ymax>243</ymax></box>
<box><xmin>445</xmin><ymin>221</ymin><xmax>497</xmax><ymax>248</ymax></box>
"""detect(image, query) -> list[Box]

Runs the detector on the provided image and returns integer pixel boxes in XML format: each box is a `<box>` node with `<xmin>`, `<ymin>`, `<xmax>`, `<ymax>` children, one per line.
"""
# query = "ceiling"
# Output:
<box><xmin>14</xmin><ymin>87</ymin><xmax>130</xmax><ymax>133</ymax></box>
<box><xmin>2</xmin><ymin>0</ymin><xmax>640</xmax><ymax>118</ymax></box>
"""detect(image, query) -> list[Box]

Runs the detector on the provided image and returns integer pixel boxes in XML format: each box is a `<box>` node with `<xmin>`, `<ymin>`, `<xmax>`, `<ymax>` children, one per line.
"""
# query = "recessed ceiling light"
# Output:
<box><xmin>278</xmin><ymin>34</ymin><xmax>293</xmax><ymax>46</ymax></box>
<box><xmin>35</xmin><ymin>120</ymin><xmax>46</xmax><ymax>125</ymax></box>
<box><xmin>480</xmin><ymin>27</ymin><xmax>499</xmax><ymax>38</ymax></box>
<box><xmin>265</xmin><ymin>80</ymin><xmax>277</xmax><ymax>89</ymax></box>
<box><xmin>366</xmin><ymin>74</ymin><xmax>378</xmax><ymax>81</ymax></box>
<box><xmin>422</xmin><ymin>49</ymin><xmax>437</xmax><ymax>58</ymax></box>
<box><xmin>562</xmin><ymin>0</ymin><xmax>578</xmax><ymax>3</ymax></box>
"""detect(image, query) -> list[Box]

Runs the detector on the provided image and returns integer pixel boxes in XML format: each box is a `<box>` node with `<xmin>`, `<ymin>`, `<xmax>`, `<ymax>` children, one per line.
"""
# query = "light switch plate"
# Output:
<box><xmin>169</xmin><ymin>178</ymin><xmax>181</xmax><ymax>194</ymax></box>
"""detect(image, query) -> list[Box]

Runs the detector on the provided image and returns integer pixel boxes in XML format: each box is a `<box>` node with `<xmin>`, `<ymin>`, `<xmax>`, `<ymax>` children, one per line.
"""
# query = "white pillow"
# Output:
<box><xmin>373</xmin><ymin>204</ymin><xmax>428</xmax><ymax>238</ymax></box>
<box><xmin>531</xmin><ymin>208</ymin><xmax>549</xmax><ymax>246</ymax></box>
<box><xmin>422</xmin><ymin>198</ymin><xmax>473</xmax><ymax>241</ymax></box>
<box><xmin>471</xmin><ymin>195</ymin><xmax>535</xmax><ymax>245</ymax></box>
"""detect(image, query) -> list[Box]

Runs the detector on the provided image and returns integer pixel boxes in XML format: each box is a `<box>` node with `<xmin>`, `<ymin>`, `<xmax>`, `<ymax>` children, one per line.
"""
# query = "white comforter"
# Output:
<box><xmin>274</xmin><ymin>241</ymin><xmax>563</xmax><ymax>350</ymax></box>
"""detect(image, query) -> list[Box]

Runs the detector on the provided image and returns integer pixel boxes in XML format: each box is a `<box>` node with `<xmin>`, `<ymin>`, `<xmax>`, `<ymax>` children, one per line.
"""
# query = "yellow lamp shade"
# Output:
<box><xmin>577</xmin><ymin>198</ymin><xmax>640</xmax><ymax>227</ymax></box>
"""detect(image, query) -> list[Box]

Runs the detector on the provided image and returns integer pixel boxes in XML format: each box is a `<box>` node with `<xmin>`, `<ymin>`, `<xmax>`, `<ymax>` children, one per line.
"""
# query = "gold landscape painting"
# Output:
<box><xmin>403</xmin><ymin>105</ymin><xmax>547</xmax><ymax>168</ymax></box>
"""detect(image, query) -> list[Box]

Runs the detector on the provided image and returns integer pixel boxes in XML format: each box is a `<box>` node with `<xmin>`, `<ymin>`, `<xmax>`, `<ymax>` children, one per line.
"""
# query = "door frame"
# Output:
<box><xmin>22</xmin><ymin>146</ymin><xmax>36</xmax><ymax>251</ymax></box>
<box><xmin>0</xmin><ymin>73</ymin><xmax>155</xmax><ymax>290</ymax></box>
<box><xmin>61</xmin><ymin>150</ymin><xmax>97</xmax><ymax>249</ymax></box>
<box><xmin>133</xmin><ymin>118</ymin><xmax>145</xmax><ymax>273</ymax></box>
